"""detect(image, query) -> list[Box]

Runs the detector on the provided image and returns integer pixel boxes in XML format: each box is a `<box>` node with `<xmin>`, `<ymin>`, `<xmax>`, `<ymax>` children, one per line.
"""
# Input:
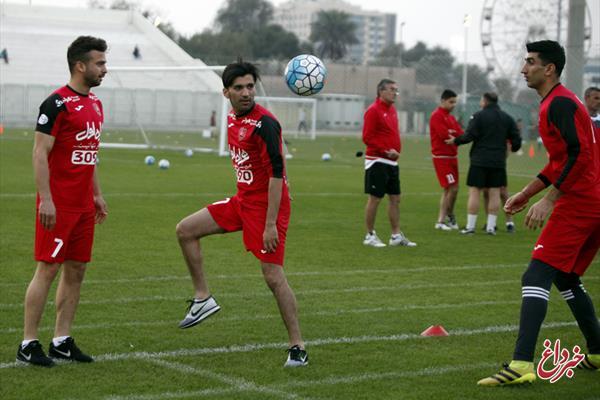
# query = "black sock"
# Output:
<box><xmin>513</xmin><ymin>260</ymin><xmax>556</xmax><ymax>361</ymax></box>
<box><xmin>556</xmin><ymin>274</ymin><xmax>600</xmax><ymax>354</ymax></box>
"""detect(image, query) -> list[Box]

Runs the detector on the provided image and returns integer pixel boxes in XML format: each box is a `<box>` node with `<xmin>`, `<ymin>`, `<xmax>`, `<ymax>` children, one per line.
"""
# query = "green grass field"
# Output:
<box><xmin>0</xmin><ymin>129</ymin><xmax>598</xmax><ymax>400</ymax></box>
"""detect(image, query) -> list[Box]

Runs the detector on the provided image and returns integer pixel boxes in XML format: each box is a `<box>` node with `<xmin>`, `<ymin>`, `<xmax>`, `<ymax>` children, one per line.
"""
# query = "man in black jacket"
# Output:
<box><xmin>445</xmin><ymin>92</ymin><xmax>521</xmax><ymax>234</ymax></box>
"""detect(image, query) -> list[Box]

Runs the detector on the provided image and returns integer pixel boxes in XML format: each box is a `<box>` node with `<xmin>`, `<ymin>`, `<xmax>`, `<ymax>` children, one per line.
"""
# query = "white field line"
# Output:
<box><xmin>145</xmin><ymin>359</ymin><xmax>309</xmax><ymax>400</ymax></box>
<box><xmin>0</xmin><ymin>320</ymin><xmax>579</xmax><ymax>370</ymax></box>
<box><xmin>2</xmin><ymin>276</ymin><xmax>598</xmax><ymax>310</ymax></box>
<box><xmin>102</xmin><ymin>387</ymin><xmax>239</xmax><ymax>400</ymax></box>
<box><xmin>105</xmin><ymin>361</ymin><xmax>497</xmax><ymax>400</ymax></box>
<box><xmin>0</xmin><ymin>278</ymin><xmax>521</xmax><ymax>309</ymax></box>
<box><xmin>0</xmin><ymin>263</ymin><xmax>526</xmax><ymax>288</ymax></box>
<box><xmin>2</xmin><ymin>276</ymin><xmax>599</xmax><ymax>310</ymax></box>
<box><xmin>0</xmin><ymin>299</ymin><xmax>521</xmax><ymax>334</ymax></box>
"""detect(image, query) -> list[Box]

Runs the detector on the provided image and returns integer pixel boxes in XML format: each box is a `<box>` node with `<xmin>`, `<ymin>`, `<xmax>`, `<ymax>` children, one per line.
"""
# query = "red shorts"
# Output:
<box><xmin>532</xmin><ymin>204</ymin><xmax>600</xmax><ymax>276</ymax></box>
<box><xmin>433</xmin><ymin>157</ymin><xmax>459</xmax><ymax>188</ymax></box>
<box><xmin>35</xmin><ymin>209</ymin><xmax>96</xmax><ymax>264</ymax></box>
<box><xmin>207</xmin><ymin>195</ymin><xmax>290</xmax><ymax>266</ymax></box>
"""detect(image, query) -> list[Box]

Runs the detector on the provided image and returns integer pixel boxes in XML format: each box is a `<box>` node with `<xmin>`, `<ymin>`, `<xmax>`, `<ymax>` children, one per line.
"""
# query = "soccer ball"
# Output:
<box><xmin>144</xmin><ymin>155</ymin><xmax>155</xmax><ymax>165</ymax></box>
<box><xmin>184</xmin><ymin>149</ymin><xmax>193</xmax><ymax>157</ymax></box>
<box><xmin>284</xmin><ymin>54</ymin><xmax>327</xmax><ymax>96</ymax></box>
<box><xmin>321</xmin><ymin>153</ymin><xmax>332</xmax><ymax>161</ymax></box>
<box><xmin>158</xmin><ymin>159</ymin><xmax>170</xmax><ymax>169</ymax></box>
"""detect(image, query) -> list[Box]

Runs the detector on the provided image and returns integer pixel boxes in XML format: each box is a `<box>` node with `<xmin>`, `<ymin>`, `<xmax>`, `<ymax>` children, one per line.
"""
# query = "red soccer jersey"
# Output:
<box><xmin>537</xmin><ymin>84</ymin><xmax>600</xmax><ymax>208</ymax></box>
<box><xmin>362</xmin><ymin>98</ymin><xmax>401</xmax><ymax>166</ymax></box>
<box><xmin>429</xmin><ymin>107</ymin><xmax>464</xmax><ymax>157</ymax></box>
<box><xmin>35</xmin><ymin>85</ymin><xmax>103</xmax><ymax>212</ymax></box>
<box><xmin>227</xmin><ymin>103</ymin><xmax>289</xmax><ymax>204</ymax></box>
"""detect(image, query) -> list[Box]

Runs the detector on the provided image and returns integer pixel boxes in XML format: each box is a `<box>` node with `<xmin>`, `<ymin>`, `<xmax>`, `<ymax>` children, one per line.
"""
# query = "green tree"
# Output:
<box><xmin>216</xmin><ymin>0</ymin><xmax>274</xmax><ymax>33</ymax></box>
<box><xmin>309</xmin><ymin>10</ymin><xmax>358</xmax><ymax>61</ymax></box>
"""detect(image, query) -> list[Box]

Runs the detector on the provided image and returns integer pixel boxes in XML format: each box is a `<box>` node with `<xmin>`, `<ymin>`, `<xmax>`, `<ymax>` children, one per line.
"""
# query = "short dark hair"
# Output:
<box><xmin>67</xmin><ymin>36</ymin><xmax>107</xmax><ymax>73</ymax></box>
<box><xmin>441</xmin><ymin>89</ymin><xmax>457</xmax><ymax>100</ymax></box>
<box><xmin>377</xmin><ymin>78</ymin><xmax>396</xmax><ymax>97</ymax></box>
<box><xmin>483</xmin><ymin>92</ymin><xmax>498</xmax><ymax>104</ymax></box>
<box><xmin>584</xmin><ymin>86</ymin><xmax>600</xmax><ymax>97</ymax></box>
<box><xmin>222</xmin><ymin>59</ymin><xmax>260</xmax><ymax>88</ymax></box>
<box><xmin>526</xmin><ymin>40</ymin><xmax>566</xmax><ymax>77</ymax></box>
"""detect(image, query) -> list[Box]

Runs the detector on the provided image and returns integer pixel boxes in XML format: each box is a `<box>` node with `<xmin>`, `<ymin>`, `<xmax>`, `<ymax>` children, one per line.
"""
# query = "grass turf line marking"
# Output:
<box><xmin>146</xmin><ymin>359</ymin><xmax>309</xmax><ymax>400</ymax></box>
<box><xmin>0</xmin><ymin>263</ymin><xmax>527</xmax><ymax>288</ymax></box>
<box><xmin>0</xmin><ymin>299</ymin><xmax>522</xmax><ymax>334</ymax></box>
<box><xmin>2</xmin><ymin>276</ymin><xmax>599</xmax><ymax>309</ymax></box>
<box><xmin>0</xmin><ymin>320</ymin><xmax>580</xmax><ymax>369</ymax></box>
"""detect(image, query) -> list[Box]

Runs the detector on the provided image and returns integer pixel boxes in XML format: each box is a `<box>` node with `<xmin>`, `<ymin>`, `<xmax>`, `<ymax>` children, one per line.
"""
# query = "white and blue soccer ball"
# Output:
<box><xmin>284</xmin><ymin>54</ymin><xmax>327</xmax><ymax>96</ymax></box>
<box><xmin>158</xmin><ymin>159</ymin><xmax>170</xmax><ymax>169</ymax></box>
<box><xmin>321</xmin><ymin>152</ymin><xmax>332</xmax><ymax>161</ymax></box>
<box><xmin>144</xmin><ymin>155</ymin><xmax>155</xmax><ymax>165</ymax></box>
<box><xmin>184</xmin><ymin>149</ymin><xmax>194</xmax><ymax>157</ymax></box>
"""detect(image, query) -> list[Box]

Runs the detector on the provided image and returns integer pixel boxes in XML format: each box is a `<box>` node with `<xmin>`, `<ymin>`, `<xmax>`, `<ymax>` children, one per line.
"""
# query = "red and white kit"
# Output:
<box><xmin>362</xmin><ymin>97</ymin><xmax>401</xmax><ymax>169</ymax></box>
<box><xmin>34</xmin><ymin>85</ymin><xmax>103</xmax><ymax>263</ymax></box>
<box><xmin>207</xmin><ymin>103</ymin><xmax>290</xmax><ymax>265</ymax></box>
<box><xmin>533</xmin><ymin>84</ymin><xmax>600</xmax><ymax>275</ymax></box>
<box><xmin>429</xmin><ymin>106</ymin><xmax>464</xmax><ymax>188</ymax></box>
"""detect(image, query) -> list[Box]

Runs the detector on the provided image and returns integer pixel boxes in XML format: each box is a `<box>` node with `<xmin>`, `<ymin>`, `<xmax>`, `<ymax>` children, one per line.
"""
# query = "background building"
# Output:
<box><xmin>274</xmin><ymin>0</ymin><xmax>396</xmax><ymax>65</ymax></box>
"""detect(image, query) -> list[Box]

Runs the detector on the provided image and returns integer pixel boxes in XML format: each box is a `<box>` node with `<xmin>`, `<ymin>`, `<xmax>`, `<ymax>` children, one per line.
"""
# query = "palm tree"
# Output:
<box><xmin>309</xmin><ymin>10</ymin><xmax>358</xmax><ymax>61</ymax></box>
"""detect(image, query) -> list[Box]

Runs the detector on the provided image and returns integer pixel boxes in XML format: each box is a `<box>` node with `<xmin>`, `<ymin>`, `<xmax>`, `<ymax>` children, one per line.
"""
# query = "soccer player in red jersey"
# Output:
<box><xmin>175</xmin><ymin>60</ymin><xmax>307</xmax><ymax>367</ymax></box>
<box><xmin>17</xmin><ymin>36</ymin><xmax>108</xmax><ymax>367</ymax></box>
<box><xmin>429</xmin><ymin>89</ymin><xmax>463</xmax><ymax>231</ymax></box>
<box><xmin>362</xmin><ymin>79</ymin><xmax>416</xmax><ymax>248</ymax></box>
<box><xmin>478</xmin><ymin>40</ymin><xmax>600</xmax><ymax>386</ymax></box>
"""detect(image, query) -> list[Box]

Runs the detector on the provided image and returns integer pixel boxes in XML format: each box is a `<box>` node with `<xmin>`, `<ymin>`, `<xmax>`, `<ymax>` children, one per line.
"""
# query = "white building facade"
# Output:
<box><xmin>274</xmin><ymin>0</ymin><xmax>396</xmax><ymax>64</ymax></box>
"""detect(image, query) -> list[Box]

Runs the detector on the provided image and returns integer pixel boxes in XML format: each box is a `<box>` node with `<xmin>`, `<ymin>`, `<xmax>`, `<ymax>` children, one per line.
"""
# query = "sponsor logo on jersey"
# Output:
<box><xmin>75</xmin><ymin>121</ymin><xmax>102</xmax><ymax>142</ymax></box>
<box><xmin>241</xmin><ymin>117</ymin><xmax>262</xmax><ymax>129</ymax></box>
<box><xmin>229</xmin><ymin>145</ymin><xmax>249</xmax><ymax>165</ymax></box>
<box><xmin>38</xmin><ymin>114</ymin><xmax>49</xmax><ymax>125</ymax></box>
<box><xmin>55</xmin><ymin>96</ymin><xmax>80</xmax><ymax>107</ymax></box>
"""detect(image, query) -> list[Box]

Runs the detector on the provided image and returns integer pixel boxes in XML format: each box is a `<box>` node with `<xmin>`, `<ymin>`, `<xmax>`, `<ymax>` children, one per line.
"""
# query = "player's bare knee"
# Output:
<box><xmin>175</xmin><ymin>220</ymin><xmax>195</xmax><ymax>242</ymax></box>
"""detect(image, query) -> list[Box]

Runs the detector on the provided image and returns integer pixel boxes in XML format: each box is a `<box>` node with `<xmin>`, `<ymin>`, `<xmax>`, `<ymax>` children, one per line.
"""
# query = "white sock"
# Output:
<box><xmin>52</xmin><ymin>336</ymin><xmax>70</xmax><ymax>347</ymax></box>
<box><xmin>21</xmin><ymin>339</ymin><xmax>37</xmax><ymax>348</ymax></box>
<box><xmin>466</xmin><ymin>214</ymin><xmax>478</xmax><ymax>230</ymax></box>
<box><xmin>486</xmin><ymin>214</ymin><xmax>497</xmax><ymax>231</ymax></box>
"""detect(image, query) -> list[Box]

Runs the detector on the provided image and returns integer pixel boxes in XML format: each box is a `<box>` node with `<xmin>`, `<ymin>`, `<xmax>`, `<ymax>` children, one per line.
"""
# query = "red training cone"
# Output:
<box><xmin>420</xmin><ymin>325</ymin><xmax>449</xmax><ymax>337</ymax></box>
<box><xmin>528</xmin><ymin>144</ymin><xmax>535</xmax><ymax>158</ymax></box>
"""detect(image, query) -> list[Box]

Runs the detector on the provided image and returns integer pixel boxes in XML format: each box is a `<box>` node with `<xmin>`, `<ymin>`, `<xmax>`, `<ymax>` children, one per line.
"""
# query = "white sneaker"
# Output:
<box><xmin>363</xmin><ymin>231</ymin><xmax>386</xmax><ymax>247</ymax></box>
<box><xmin>178</xmin><ymin>296</ymin><xmax>221</xmax><ymax>329</ymax></box>
<box><xmin>389</xmin><ymin>233</ymin><xmax>417</xmax><ymax>247</ymax></box>
<box><xmin>435</xmin><ymin>222</ymin><xmax>452</xmax><ymax>231</ymax></box>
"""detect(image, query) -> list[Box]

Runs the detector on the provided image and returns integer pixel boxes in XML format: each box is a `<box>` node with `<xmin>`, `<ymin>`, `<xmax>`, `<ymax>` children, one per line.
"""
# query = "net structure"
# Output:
<box><xmin>104</xmin><ymin>65</ymin><xmax>317</xmax><ymax>156</ymax></box>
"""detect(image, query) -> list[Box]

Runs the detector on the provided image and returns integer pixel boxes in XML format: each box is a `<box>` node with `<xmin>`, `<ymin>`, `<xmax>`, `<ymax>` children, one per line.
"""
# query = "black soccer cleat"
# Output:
<box><xmin>284</xmin><ymin>345</ymin><xmax>308</xmax><ymax>367</ymax></box>
<box><xmin>16</xmin><ymin>340</ymin><xmax>55</xmax><ymax>367</ymax></box>
<box><xmin>49</xmin><ymin>337</ymin><xmax>94</xmax><ymax>363</ymax></box>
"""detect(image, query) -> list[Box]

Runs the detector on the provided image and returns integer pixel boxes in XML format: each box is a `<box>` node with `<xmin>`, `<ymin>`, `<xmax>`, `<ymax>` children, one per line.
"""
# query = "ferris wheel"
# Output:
<box><xmin>480</xmin><ymin>0</ymin><xmax>592</xmax><ymax>85</ymax></box>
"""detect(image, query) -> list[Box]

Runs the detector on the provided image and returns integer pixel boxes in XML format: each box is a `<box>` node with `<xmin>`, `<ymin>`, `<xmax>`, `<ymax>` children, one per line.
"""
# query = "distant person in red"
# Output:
<box><xmin>478</xmin><ymin>40</ymin><xmax>600</xmax><ymax>386</ymax></box>
<box><xmin>584</xmin><ymin>86</ymin><xmax>600</xmax><ymax>152</ymax></box>
<box><xmin>361</xmin><ymin>79</ymin><xmax>416</xmax><ymax>248</ymax></box>
<box><xmin>429</xmin><ymin>89</ymin><xmax>463</xmax><ymax>231</ymax></box>
<box><xmin>18</xmin><ymin>36</ymin><xmax>108</xmax><ymax>367</ymax></box>
<box><xmin>175</xmin><ymin>60</ymin><xmax>307</xmax><ymax>367</ymax></box>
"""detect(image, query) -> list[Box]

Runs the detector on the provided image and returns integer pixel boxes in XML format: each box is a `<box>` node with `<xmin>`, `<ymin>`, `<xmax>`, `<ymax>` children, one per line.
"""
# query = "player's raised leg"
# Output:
<box><xmin>176</xmin><ymin>207</ymin><xmax>225</xmax><ymax>328</ymax></box>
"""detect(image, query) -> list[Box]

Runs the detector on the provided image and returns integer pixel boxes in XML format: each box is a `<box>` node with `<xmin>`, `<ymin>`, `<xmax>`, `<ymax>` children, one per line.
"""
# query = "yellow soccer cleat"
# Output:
<box><xmin>477</xmin><ymin>361</ymin><xmax>536</xmax><ymax>386</ymax></box>
<box><xmin>577</xmin><ymin>354</ymin><xmax>600</xmax><ymax>371</ymax></box>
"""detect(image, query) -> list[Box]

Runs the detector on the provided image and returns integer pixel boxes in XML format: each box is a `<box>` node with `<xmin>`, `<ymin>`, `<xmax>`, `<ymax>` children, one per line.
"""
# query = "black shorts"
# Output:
<box><xmin>466</xmin><ymin>165</ymin><xmax>507</xmax><ymax>188</ymax></box>
<box><xmin>364</xmin><ymin>163</ymin><xmax>400</xmax><ymax>198</ymax></box>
